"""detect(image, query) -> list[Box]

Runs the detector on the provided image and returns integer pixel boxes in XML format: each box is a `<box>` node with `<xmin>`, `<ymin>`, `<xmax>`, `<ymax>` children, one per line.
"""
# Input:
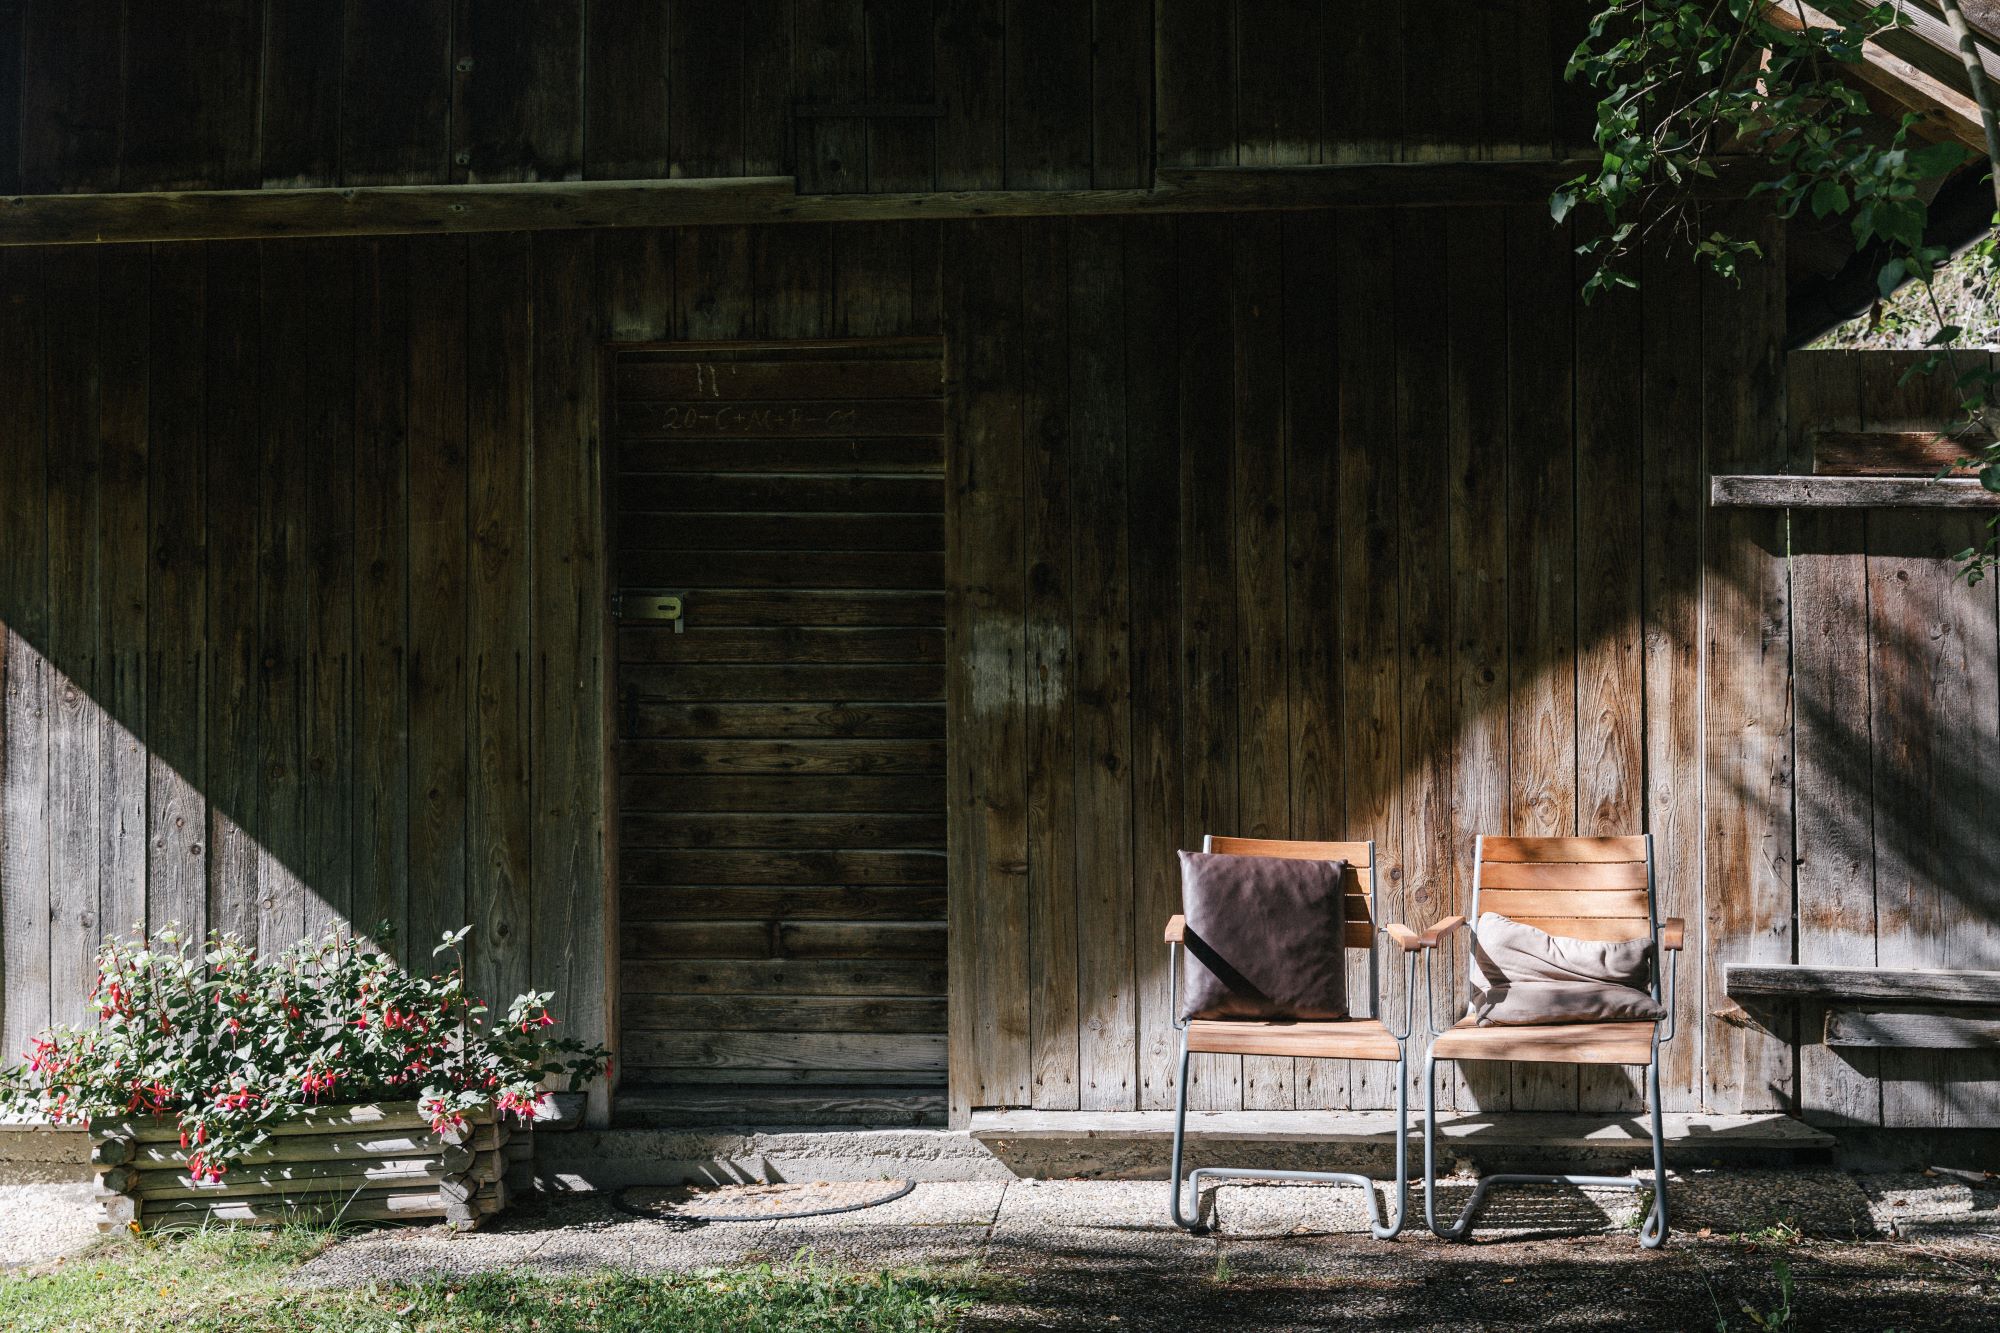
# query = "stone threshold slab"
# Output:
<box><xmin>969</xmin><ymin>1110</ymin><xmax>1835</xmax><ymax>1150</ymax></box>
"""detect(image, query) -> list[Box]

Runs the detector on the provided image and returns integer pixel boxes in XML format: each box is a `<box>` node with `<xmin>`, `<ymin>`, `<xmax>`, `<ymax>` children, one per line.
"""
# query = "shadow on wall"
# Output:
<box><xmin>0</xmin><ymin>237</ymin><xmax>606</xmax><ymax>1070</ymax></box>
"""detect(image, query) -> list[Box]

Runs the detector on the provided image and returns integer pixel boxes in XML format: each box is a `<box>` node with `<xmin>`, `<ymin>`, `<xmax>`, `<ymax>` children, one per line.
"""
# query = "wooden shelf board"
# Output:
<box><xmin>1711</xmin><ymin>475</ymin><xmax>2000</xmax><ymax>509</ymax></box>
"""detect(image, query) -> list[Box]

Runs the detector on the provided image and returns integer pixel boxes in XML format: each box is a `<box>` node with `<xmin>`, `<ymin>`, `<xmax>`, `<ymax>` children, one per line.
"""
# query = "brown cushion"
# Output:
<box><xmin>1179</xmin><ymin>851</ymin><xmax>1348</xmax><ymax>1021</ymax></box>
<box><xmin>1468</xmin><ymin>912</ymin><xmax>1666</xmax><ymax>1026</ymax></box>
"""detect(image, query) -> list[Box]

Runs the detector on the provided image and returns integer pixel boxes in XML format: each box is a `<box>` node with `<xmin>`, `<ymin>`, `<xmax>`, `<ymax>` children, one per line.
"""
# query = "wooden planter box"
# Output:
<box><xmin>89</xmin><ymin>1100</ymin><xmax>533</xmax><ymax>1233</ymax></box>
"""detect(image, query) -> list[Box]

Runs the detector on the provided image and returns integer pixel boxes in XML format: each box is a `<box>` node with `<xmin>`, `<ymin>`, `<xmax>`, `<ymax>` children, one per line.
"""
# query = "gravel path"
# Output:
<box><xmin>5</xmin><ymin>1169</ymin><xmax>1996</xmax><ymax>1327</ymax></box>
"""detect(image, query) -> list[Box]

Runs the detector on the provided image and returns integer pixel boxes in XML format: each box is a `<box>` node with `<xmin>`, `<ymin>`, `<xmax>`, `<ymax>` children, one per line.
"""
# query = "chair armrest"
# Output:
<box><xmin>1165</xmin><ymin>914</ymin><xmax>1185</xmax><ymax>943</ymax></box>
<box><xmin>1421</xmin><ymin>915</ymin><xmax>1467</xmax><ymax>948</ymax></box>
<box><xmin>1659</xmin><ymin>917</ymin><xmax>1685</xmax><ymax>951</ymax></box>
<box><xmin>1380</xmin><ymin>924</ymin><xmax>1425</xmax><ymax>952</ymax></box>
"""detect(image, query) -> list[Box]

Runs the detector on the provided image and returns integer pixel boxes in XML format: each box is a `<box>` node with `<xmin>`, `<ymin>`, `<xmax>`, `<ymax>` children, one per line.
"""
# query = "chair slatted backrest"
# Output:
<box><xmin>1472</xmin><ymin>835</ymin><xmax>1655</xmax><ymax>941</ymax></box>
<box><xmin>1203</xmin><ymin>835</ymin><xmax>1376</xmax><ymax>950</ymax></box>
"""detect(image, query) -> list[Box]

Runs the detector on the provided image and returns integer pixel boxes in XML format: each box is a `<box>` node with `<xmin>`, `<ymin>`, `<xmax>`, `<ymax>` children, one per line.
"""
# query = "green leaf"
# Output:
<box><xmin>1810</xmin><ymin>180</ymin><xmax>1850</xmax><ymax>218</ymax></box>
<box><xmin>1550</xmin><ymin>188</ymin><xmax>1577</xmax><ymax>225</ymax></box>
<box><xmin>1877</xmin><ymin>258</ymin><xmax>1909</xmax><ymax>299</ymax></box>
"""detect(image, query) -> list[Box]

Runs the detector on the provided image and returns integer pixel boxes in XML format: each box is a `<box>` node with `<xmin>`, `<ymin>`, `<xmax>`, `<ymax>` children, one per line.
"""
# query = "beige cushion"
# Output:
<box><xmin>1468</xmin><ymin>912</ymin><xmax>1666</xmax><ymax>1026</ymax></box>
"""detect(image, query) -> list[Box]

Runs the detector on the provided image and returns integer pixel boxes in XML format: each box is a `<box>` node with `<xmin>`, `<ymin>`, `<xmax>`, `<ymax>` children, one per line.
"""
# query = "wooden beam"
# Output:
<box><xmin>1727</xmin><ymin>962</ymin><xmax>2000</xmax><ymax>1003</ymax></box>
<box><xmin>1766</xmin><ymin>3</ymin><xmax>1992</xmax><ymax>152</ymax></box>
<box><xmin>1711</xmin><ymin>473</ymin><xmax>2000</xmax><ymax>506</ymax></box>
<box><xmin>1825</xmin><ymin>1006</ymin><xmax>2000</xmax><ymax>1047</ymax></box>
<box><xmin>0</xmin><ymin>157</ymin><xmax>1756</xmax><ymax>248</ymax></box>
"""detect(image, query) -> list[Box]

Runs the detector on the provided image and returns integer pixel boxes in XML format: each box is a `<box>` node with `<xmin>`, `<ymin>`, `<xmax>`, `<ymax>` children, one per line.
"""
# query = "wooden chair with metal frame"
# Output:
<box><xmin>1418</xmin><ymin>834</ymin><xmax>1684</xmax><ymax>1248</ymax></box>
<box><xmin>1163</xmin><ymin>835</ymin><xmax>1445</xmax><ymax>1239</ymax></box>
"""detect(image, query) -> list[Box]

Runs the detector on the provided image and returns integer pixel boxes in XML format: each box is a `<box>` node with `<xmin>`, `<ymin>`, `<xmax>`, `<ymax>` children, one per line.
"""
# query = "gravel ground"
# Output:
<box><xmin>6</xmin><ymin>1170</ymin><xmax>1997</xmax><ymax>1328</ymax></box>
<box><xmin>0</xmin><ymin>1183</ymin><xmax>98</xmax><ymax>1271</ymax></box>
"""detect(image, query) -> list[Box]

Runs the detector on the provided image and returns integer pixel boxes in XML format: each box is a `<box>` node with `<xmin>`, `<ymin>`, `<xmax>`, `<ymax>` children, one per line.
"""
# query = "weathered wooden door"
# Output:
<box><xmin>611</xmin><ymin>339</ymin><xmax>949</xmax><ymax>1125</ymax></box>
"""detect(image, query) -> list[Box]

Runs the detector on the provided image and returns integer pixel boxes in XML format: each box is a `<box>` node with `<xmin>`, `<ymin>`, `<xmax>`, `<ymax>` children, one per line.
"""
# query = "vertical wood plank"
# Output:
<box><xmin>1124</xmin><ymin>215</ymin><xmax>1184</xmax><ymax>1112</ymax></box>
<box><xmin>340</xmin><ymin>0</ymin><xmax>453</xmax><ymax>186</ymax></box>
<box><xmin>352</xmin><ymin>238</ymin><xmax>412</xmax><ymax>951</ymax></box>
<box><xmin>0</xmin><ymin>1</ymin><xmax>21</xmax><ymax>195</ymax></box>
<box><xmin>666</xmin><ymin>2</ymin><xmax>747</xmax><ymax>178</ymax></box>
<box><xmin>1020</xmin><ymin>219</ymin><xmax>1079</xmax><ymax>1110</ymax></box>
<box><xmin>120</xmin><ymin>0</ymin><xmax>261</xmax><ymax>190</ymax></box>
<box><xmin>832</xmin><ymin>224</ymin><xmax>917</xmax><ymax>337</ymax></box>
<box><xmin>302</xmin><ymin>242</ymin><xmax>356</xmax><ymax>941</ymax></box>
<box><xmin>18</xmin><ymin>0</ymin><xmax>122</xmax><ymax>192</ymax></box>
<box><xmin>1232</xmin><ymin>213</ymin><xmax>1295</xmax><ymax>1109</ymax></box>
<box><xmin>673</xmin><ymin>228</ymin><xmax>754</xmax><ymax>340</ymax></box>
<box><xmin>1787</xmin><ymin>350</ymin><xmax>1879</xmax><ymax>1128</ymax></box>
<box><xmin>1089</xmin><ymin>0</ymin><xmax>1153</xmax><ymax>188</ymax></box>
<box><xmin>598</xmin><ymin>230</ymin><xmax>676</xmax><ymax>342</ymax></box>
<box><xmin>0</xmin><ymin>246</ymin><xmax>52</xmax><ymax>1056</ymax></box>
<box><xmin>1152</xmin><ymin>0</ymin><xmax>1234</xmax><ymax>168</ymax></box>
<box><xmin>1503</xmin><ymin>208</ymin><xmax>1578</xmax><ymax>1112</ymax></box>
<box><xmin>466</xmin><ymin>232</ymin><xmax>534</xmax><ymax>1008</ymax></box>
<box><xmin>1176</xmin><ymin>212</ymin><xmax>1240</xmax><ymax>1111</ymax></box>
<box><xmin>750</xmin><ymin>225</ymin><xmax>833</xmax><ymax>339</ymax></box>
<box><xmin>95</xmin><ymin>247</ymin><xmax>149</xmax><ymax>951</ymax></box>
<box><xmin>147</xmin><ymin>239</ymin><xmax>214</xmax><ymax>940</ymax></box>
<box><xmin>1393</xmin><ymin>206</ymin><xmax>1453</xmax><ymax>1108</ymax></box>
<box><xmin>1639</xmin><ymin>235</ymin><xmax>1706</xmax><ymax>1113</ymax></box>
<box><xmin>1236</xmin><ymin>0</ymin><xmax>1323</xmax><ymax>166</ymax></box>
<box><xmin>260</xmin><ymin>0</ymin><xmax>345</xmax><ymax>187</ymax></box>
<box><xmin>944</xmin><ymin>219</ymin><xmax>1030</xmax><ymax>1120</ymax></box>
<box><xmin>530</xmin><ymin>230</ymin><xmax>609</xmax><ymax>1124</ymax></box>
<box><xmin>204</xmin><ymin>242</ymin><xmax>261</xmax><ymax>947</ymax></box>
<box><xmin>1573</xmin><ymin>229</ymin><xmax>1646</xmax><ymax>1113</ymax></box>
<box><xmin>1443</xmin><ymin>208</ymin><xmax>1511</xmax><ymax>1110</ymax></box>
<box><xmin>1069</xmin><ymin>216</ymin><xmax>1136</xmax><ymax>1111</ymax></box>
<box><xmin>44</xmin><ymin>248</ymin><xmax>103</xmax><ymax>1024</ymax></box>
<box><xmin>1323</xmin><ymin>0</ymin><xmax>1403</xmax><ymax>161</ymax></box>
<box><xmin>584</xmin><ymin>0</ymin><xmax>670</xmax><ymax>180</ymax></box>
<box><xmin>453</xmin><ymin>0</ymin><xmax>585</xmax><ymax>183</ymax></box>
<box><xmin>257</xmin><ymin>242</ymin><xmax>311</xmax><ymax>951</ymax></box>
<box><xmin>864</xmin><ymin>0</ymin><xmax>937</xmax><ymax>192</ymax></box>
<box><xmin>1005</xmin><ymin>0</ymin><xmax>1092</xmax><ymax>188</ymax></box>
<box><xmin>1334</xmin><ymin>209</ymin><xmax>1401</xmax><ymax>1112</ymax></box>
<box><xmin>935</xmin><ymin>0</ymin><xmax>1007</xmax><ymax>190</ymax></box>
<box><xmin>793</xmin><ymin>0</ymin><xmax>868</xmax><ymax>195</ymax></box>
<box><xmin>1699</xmin><ymin>206</ymin><xmax>1793</xmax><ymax>1115</ymax></box>
<box><xmin>407</xmin><ymin>235</ymin><xmax>470</xmax><ymax>958</ymax></box>
<box><xmin>1281</xmin><ymin>211</ymin><xmax>1346</xmax><ymax>1110</ymax></box>
<box><xmin>741</xmin><ymin>0</ymin><xmax>794</xmax><ymax>176</ymax></box>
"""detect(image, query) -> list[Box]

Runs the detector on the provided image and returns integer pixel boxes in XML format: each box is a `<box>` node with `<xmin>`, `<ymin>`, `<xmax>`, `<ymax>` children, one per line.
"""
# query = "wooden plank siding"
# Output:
<box><xmin>0</xmin><ymin>2</ymin><xmax>1591</xmax><ymax>200</ymax></box>
<box><xmin>7</xmin><ymin>216</ymin><xmax>1998</xmax><ymax>1133</ymax></box>
<box><xmin>0</xmin><ymin>235</ymin><xmax>612</xmax><ymax>1123</ymax></box>
<box><xmin>1788</xmin><ymin>348</ymin><xmax>2000</xmax><ymax>1129</ymax></box>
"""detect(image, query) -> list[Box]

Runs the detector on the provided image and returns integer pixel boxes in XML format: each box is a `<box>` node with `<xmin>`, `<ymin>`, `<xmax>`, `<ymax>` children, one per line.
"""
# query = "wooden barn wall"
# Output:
<box><xmin>0</xmin><ymin>235</ymin><xmax>613</xmax><ymax>1116</ymax></box>
<box><xmin>0</xmin><ymin>1</ymin><xmax>1596</xmax><ymax>197</ymax></box>
<box><xmin>941</xmin><ymin>205</ymin><xmax>1792</xmax><ymax>1124</ymax></box>
<box><xmin>1790</xmin><ymin>349</ymin><xmax>2000</xmax><ymax>1130</ymax></box>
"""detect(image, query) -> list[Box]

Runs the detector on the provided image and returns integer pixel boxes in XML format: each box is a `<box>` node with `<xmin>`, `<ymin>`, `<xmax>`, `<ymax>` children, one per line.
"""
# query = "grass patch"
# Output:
<box><xmin>0</xmin><ymin>1226</ymin><xmax>976</xmax><ymax>1332</ymax></box>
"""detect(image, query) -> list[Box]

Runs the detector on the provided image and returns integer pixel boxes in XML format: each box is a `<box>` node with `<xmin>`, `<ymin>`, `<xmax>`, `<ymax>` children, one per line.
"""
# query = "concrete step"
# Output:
<box><xmin>534</xmin><ymin>1112</ymin><xmax>1834</xmax><ymax>1191</ymax></box>
<box><xmin>968</xmin><ymin>1110</ymin><xmax>1835</xmax><ymax>1178</ymax></box>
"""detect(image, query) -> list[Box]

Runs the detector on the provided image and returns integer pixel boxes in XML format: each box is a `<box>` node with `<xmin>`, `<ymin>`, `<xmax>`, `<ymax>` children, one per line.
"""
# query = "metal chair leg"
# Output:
<box><xmin>1421</xmin><ymin>1051</ymin><xmax>1470</xmax><ymax>1239</ymax></box>
<box><xmin>1168</xmin><ymin>1028</ymin><xmax>1203</xmax><ymax>1232</ymax></box>
<box><xmin>1370</xmin><ymin>1050</ymin><xmax>1410</xmax><ymax>1240</ymax></box>
<box><xmin>1168</xmin><ymin>1031</ymin><xmax>1406</xmax><ymax>1238</ymax></box>
<box><xmin>1425</xmin><ymin>1051</ymin><xmax>1669</xmax><ymax>1246</ymax></box>
<box><xmin>1640</xmin><ymin>1056</ymin><xmax>1670</xmax><ymax>1248</ymax></box>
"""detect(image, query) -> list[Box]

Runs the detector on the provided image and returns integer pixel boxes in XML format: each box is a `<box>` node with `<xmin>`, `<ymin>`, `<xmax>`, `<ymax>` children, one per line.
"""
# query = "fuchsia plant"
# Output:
<box><xmin>2</xmin><ymin>924</ymin><xmax>609</xmax><ymax>1181</ymax></box>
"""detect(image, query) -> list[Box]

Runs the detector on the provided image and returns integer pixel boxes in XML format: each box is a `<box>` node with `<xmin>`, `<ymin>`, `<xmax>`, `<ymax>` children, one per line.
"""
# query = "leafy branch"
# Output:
<box><xmin>1559</xmin><ymin>2</ymin><xmax>2000</xmax><ymax>573</ymax></box>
